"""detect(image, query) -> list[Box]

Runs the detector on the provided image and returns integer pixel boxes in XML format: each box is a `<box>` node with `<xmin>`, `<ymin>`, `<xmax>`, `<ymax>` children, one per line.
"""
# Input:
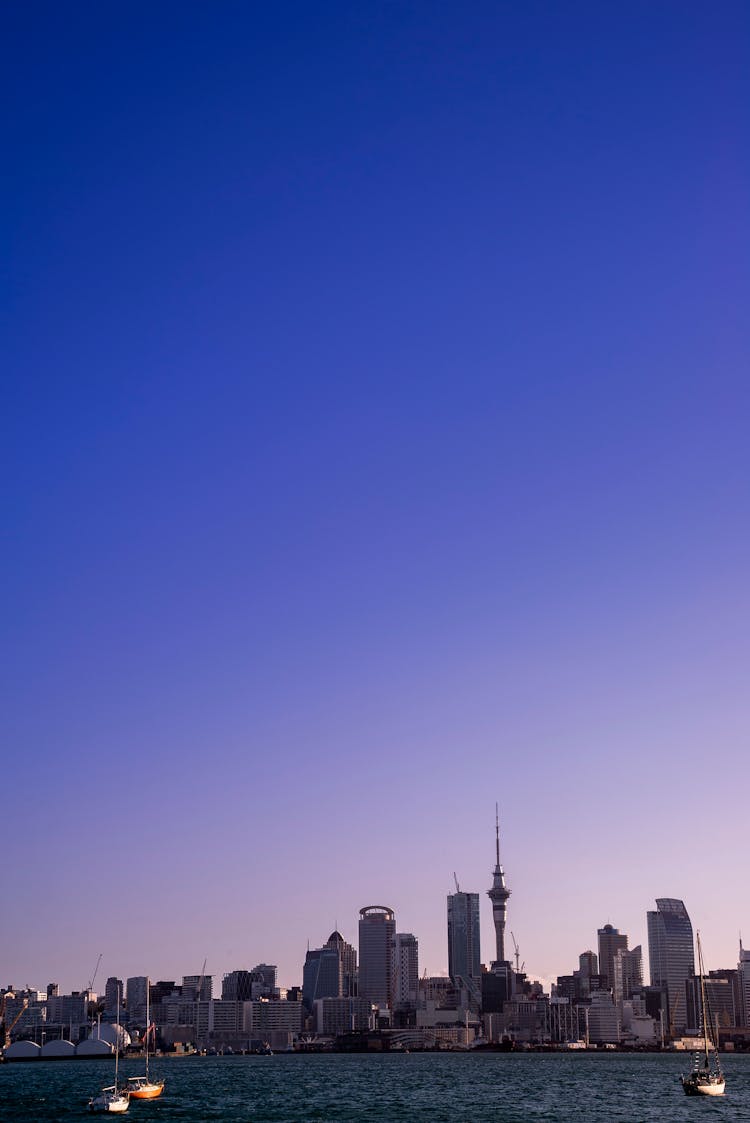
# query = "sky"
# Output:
<box><xmin>2</xmin><ymin>1</ymin><xmax>749</xmax><ymax>996</ymax></box>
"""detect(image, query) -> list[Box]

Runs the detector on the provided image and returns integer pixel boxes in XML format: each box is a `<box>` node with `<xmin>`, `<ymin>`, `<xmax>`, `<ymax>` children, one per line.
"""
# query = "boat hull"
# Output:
<box><xmin>128</xmin><ymin>1082</ymin><xmax>164</xmax><ymax>1100</ymax></box>
<box><xmin>88</xmin><ymin>1093</ymin><xmax>130</xmax><ymax>1113</ymax></box>
<box><xmin>682</xmin><ymin>1076</ymin><xmax>725</xmax><ymax>1097</ymax></box>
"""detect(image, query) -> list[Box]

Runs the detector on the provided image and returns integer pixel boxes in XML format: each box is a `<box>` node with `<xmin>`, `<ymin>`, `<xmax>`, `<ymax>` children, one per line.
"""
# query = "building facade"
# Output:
<box><xmin>613</xmin><ymin>945</ymin><xmax>643</xmax><ymax>1004</ymax></box>
<box><xmin>447</xmin><ymin>890</ymin><xmax>481</xmax><ymax>984</ymax></box>
<box><xmin>358</xmin><ymin>906</ymin><xmax>395</xmax><ymax>1008</ymax></box>
<box><xmin>392</xmin><ymin>932</ymin><xmax>419</xmax><ymax>1012</ymax></box>
<box><xmin>647</xmin><ymin>898</ymin><xmax>694</xmax><ymax>1033</ymax></box>
<box><xmin>597</xmin><ymin>925</ymin><xmax>628</xmax><ymax>991</ymax></box>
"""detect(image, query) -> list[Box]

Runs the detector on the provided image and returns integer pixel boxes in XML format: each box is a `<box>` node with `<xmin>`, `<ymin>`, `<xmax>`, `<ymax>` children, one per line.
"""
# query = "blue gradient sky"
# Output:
<box><xmin>3</xmin><ymin>1</ymin><xmax>748</xmax><ymax>993</ymax></box>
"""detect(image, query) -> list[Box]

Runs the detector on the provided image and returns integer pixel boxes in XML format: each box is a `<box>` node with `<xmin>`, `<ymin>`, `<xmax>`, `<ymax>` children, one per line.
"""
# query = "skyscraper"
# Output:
<box><xmin>392</xmin><ymin>932</ymin><xmax>419</xmax><ymax>1011</ymax></box>
<box><xmin>447</xmin><ymin>886</ymin><xmax>481</xmax><ymax>983</ymax></box>
<box><xmin>487</xmin><ymin>805</ymin><xmax>511</xmax><ymax>965</ymax></box>
<box><xmin>647</xmin><ymin>898</ymin><xmax>694</xmax><ymax>1032</ymax></box>
<box><xmin>126</xmin><ymin>976</ymin><xmax>149</xmax><ymax>1023</ymax></box>
<box><xmin>597</xmin><ymin>924</ymin><xmax>628</xmax><ymax>991</ymax></box>
<box><xmin>358</xmin><ymin>906</ymin><xmax>395</xmax><ymax>1008</ymax></box>
<box><xmin>325</xmin><ymin>930</ymin><xmax>358</xmax><ymax>996</ymax></box>
<box><xmin>738</xmin><ymin>941</ymin><xmax>750</xmax><ymax>1025</ymax></box>
<box><xmin>302</xmin><ymin>945</ymin><xmax>342</xmax><ymax>1011</ymax></box>
<box><xmin>613</xmin><ymin>945</ymin><xmax>643</xmax><ymax>1003</ymax></box>
<box><xmin>221</xmin><ymin>970</ymin><xmax>255</xmax><ymax>1002</ymax></box>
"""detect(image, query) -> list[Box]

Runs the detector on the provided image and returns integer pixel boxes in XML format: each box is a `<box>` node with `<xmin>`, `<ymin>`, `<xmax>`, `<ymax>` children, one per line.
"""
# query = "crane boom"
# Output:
<box><xmin>510</xmin><ymin>931</ymin><xmax>521</xmax><ymax>973</ymax></box>
<box><xmin>87</xmin><ymin>952</ymin><xmax>103</xmax><ymax>994</ymax></box>
<box><xmin>2</xmin><ymin>998</ymin><xmax>29</xmax><ymax>1050</ymax></box>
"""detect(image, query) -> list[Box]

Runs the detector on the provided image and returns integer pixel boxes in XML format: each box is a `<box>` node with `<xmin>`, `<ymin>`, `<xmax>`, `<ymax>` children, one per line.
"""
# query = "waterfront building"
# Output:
<box><xmin>487</xmin><ymin>806</ymin><xmax>511</xmax><ymax>964</ymax></box>
<box><xmin>244</xmin><ymin>997</ymin><xmax>303</xmax><ymax>1038</ymax></box>
<box><xmin>613</xmin><ymin>945</ymin><xmax>643</xmax><ymax>1003</ymax></box>
<box><xmin>313</xmin><ymin>996</ymin><xmax>371</xmax><ymax>1036</ymax></box>
<box><xmin>597</xmin><ymin>924</ymin><xmax>628</xmax><ymax>991</ymax></box>
<box><xmin>392</xmin><ymin>932</ymin><xmax>419</xmax><ymax>1011</ymax></box>
<box><xmin>358</xmin><ymin>905</ymin><xmax>395</xmax><ymax>1008</ymax></box>
<box><xmin>586</xmin><ymin>989</ymin><xmax>621</xmax><ymax>1044</ymax></box>
<box><xmin>547</xmin><ymin>996</ymin><xmax>583</xmax><ymax>1044</ymax></box>
<box><xmin>647</xmin><ymin>898</ymin><xmax>694</xmax><ymax>1033</ymax></box>
<box><xmin>447</xmin><ymin>888</ymin><xmax>481</xmax><ymax>984</ymax></box>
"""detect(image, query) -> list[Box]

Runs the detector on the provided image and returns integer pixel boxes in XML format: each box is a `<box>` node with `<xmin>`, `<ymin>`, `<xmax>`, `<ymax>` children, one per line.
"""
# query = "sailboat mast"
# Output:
<box><xmin>697</xmin><ymin>933</ymin><xmax>711</xmax><ymax>1067</ymax></box>
<box><xmin>115</xmin><ymin>983</ymin><xmax>120</xmax><ymax>1089</ymax></box>
<box><xmin>145</xmin><ymin>979</ymin><xmax>149</xmax><ymax>1081</ymax></box>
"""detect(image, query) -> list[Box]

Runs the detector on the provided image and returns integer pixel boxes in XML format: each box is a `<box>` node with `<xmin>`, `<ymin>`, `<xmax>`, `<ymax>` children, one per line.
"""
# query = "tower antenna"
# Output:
<box><xmin>495</xmin><ymin>803</ymin><xmax>500</xmax><ymax>866</ymax></box>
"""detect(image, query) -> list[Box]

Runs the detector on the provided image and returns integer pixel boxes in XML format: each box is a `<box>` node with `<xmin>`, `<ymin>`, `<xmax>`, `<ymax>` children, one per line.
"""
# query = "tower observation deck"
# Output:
<box><xmin>487</xmin><ymin>805</ymin><xmax>511</xmax><ymax>964</ymax></box>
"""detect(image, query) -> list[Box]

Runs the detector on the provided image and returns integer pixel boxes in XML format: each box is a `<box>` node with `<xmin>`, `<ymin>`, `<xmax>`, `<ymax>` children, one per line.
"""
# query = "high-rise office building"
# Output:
<box><xmin>392</xmin><ymin>932</ymin><xmax>419</xmax><ymax>1011</ymax></box>
<box><xmin>487</xmin><ymin>806</ymin><xmax>511</xmax><ymax>965</ymax></box>
<box><xmin>104</xmin><ymin>977</ymin><xmax>122</xmax><ymax>1016</ymax></box>
<box><xmin>358</xmin><ymin>906</ymin><xmax>395</xmax><ymax>1008</ymax></box>
<box><xmin>303</xmin><ymin>931</ymin><xmax>359</xmax><ymax>1010</ymax></box>
<box><xmin>579</xmin><ymin>950</ymin><xmax>598</xmax><ymax>980</ymax></box>
<box><xmin>647</xmin><ymin>898</ymin><xmax>694</xmax><ymax>1032</ymax></box>
<box><xmin>302</xmin><ymin>946</ymin><xmax>342</xmax><ymax>1011</ymax></box>
<box><xmin>126</xmin><ymin>976</ymin><xmax>149</xmax><ymax>1022</ymax></box>
<box><xmin>181</xmin><ymin>974</ymin><xmax>213</xmax><ymax>1002</ymax></box>
<box><xmin>325</xmin><ymin>930</ymin><xmax>357</xmax><ymax>996</ymax></box>
<box><xmin>613</xmin><ymin>945</ymin><xmax>643</xmax><ymax>1003</ymax></box>
<box><xmin>739</xmin><ymin>942</ymin><xmax>750</xmax><ymax>1026</ymax></box>
<box><xmin>222</xmin><ymin>970</ymin><xmax>256</xmax><ymax>1002</ymax></box>
<box><xmin>250</xmin><ymin>964</ymin><xmax>277</xmax><ymax>994</ymax></box>
<box><xmin>598</xmin><ymin>924</ymin><xmax>628</xmax><ymax>991</ymax></box>
<box><xmin>447</xmin><ymin>887</ymin><xmax>481</xmax><ymax>983</ymax></box>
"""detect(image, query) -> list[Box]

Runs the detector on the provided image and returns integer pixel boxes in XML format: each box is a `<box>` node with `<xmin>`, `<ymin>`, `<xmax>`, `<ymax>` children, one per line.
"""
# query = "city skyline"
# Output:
<box><xmin>4</xmin><ymin>0</ymin><xmax>748</xmax><ymax>998</ymax></box>
<box><xmin>3</xmin><ymin>817</ymin><xmax>745</xmax><ymax>995</ymax></box>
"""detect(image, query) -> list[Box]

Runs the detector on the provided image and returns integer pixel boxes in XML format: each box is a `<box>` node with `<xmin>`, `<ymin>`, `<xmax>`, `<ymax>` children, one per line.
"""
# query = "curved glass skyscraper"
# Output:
<box><xmin>647</xmin><ymin>897</ymin><xmax>694</xmax><ymax>1033</ymax></box>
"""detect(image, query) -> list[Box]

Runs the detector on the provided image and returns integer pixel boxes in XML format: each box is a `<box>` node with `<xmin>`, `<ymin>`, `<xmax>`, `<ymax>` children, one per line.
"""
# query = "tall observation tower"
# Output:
<box><xmin>487</xmin><ymin>805</ymin><xmax>511</xmax><ymax>964</ymax></box>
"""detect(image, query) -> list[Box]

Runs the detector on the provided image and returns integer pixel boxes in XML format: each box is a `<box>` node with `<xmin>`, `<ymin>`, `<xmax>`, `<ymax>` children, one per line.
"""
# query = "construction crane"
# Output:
<box><xmin>510</xmin><ymin>932</ymin><xmax>524</xmax><ymax>974</ymax></box>
<box><xmin>1</xmin><ymin>997</ymin><xmax>29</xmax><ymax>1051</ymax></box>
<box><xmin>196</xmin><ymin>957</ymin><xmax>207</xmax><ymax>1002</ymax></box>
<box><xmin>453</xmin><ymin>872</ymin><xmax>460</xmax><ymax>893</ymax></box>
<box><xmin>85</xmin><ymin>952</ymin><xmax>103</xmax><ymax>995</ymax></box>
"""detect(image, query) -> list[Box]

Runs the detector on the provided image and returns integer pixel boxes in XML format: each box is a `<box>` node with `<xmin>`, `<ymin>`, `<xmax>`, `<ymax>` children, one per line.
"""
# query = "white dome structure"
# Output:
<box><xmin>41</xmin><ymin>1039</ymin><xmax>76</xmax><ymax>1057</ymax></box>
<box><xmin>77</xmin><ymin>1037</ymin><xmax>114</xmax><ymax>1056</ymax></box>
<box><xmin>4</xmin><ymin>1040</ymin><xmax>41</xmax><ymax>1060</ymax></box>
<box><xmin>86</xmin><ymin>1022</ymin><xmax>131</xmax><ymax>1049</ymax></box>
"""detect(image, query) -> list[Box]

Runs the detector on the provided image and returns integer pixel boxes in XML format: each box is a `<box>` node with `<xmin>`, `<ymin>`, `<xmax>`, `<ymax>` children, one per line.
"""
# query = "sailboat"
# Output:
<box><xmin>127</xmin><ymin>983</ymin><xmax>164</xmax><ymax>1100</ymax></box>
<box><xmin>89</xmin><ymin>985</ymin><xmax>129</xmax><ymax>1113</ymax></box>
<box><xmin>681</xmin><ymin>931</ymin><xmax>725</xmax><ymax>1097</ymax></box>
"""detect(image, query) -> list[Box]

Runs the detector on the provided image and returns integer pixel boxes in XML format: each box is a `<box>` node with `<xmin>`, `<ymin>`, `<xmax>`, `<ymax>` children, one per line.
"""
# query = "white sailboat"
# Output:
<box><xmin>681</xmin><ymin>931</ymin><xmax>725</xmax><ymax>1097</ymax></box>
<box><xmin>88</xmin><ymin>984</ymin><xmax>129</xmax><ymax>1113</ymax></box>
<box><xmin>127</xmin><ymin>982</ymin><xmax>164</xmax><ymax>1100</ymax></box>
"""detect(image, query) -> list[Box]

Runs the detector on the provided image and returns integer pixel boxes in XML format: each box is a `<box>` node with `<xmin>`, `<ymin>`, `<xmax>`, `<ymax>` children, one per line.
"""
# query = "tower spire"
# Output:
<box><xmin>487</xmin><ymin>804</ymin><xmax>511</xmax><ymax>965</ymax></box>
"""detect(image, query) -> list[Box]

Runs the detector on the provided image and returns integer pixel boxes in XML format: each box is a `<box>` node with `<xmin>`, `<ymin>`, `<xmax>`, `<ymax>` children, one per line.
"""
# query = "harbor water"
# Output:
<box><xmin>2</xmin><ymin>1051</ymin><xmax>750</xmax><ymax>1122</ymax></box>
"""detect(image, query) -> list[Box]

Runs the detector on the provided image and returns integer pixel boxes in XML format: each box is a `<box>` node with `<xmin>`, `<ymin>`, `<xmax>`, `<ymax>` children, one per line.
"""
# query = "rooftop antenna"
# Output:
<box><xmin>453</xmin><ymin>872</ymin><xmax>460</xmax><ymax>893</ymax></box>
<box><xmin>495</xmin><ymin>803</ymin><xmax>500</xmax><ymax>866</ymax></box>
